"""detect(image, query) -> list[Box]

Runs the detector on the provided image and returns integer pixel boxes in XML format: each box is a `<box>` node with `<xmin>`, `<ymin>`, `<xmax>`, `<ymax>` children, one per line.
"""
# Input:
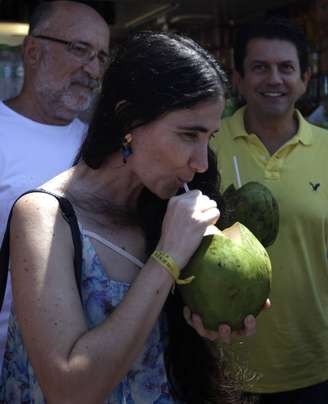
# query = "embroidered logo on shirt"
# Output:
<box><xmin>309</xmin><ymin>182</ymin><xmax>320</xmax><ymax>191</ymax></box>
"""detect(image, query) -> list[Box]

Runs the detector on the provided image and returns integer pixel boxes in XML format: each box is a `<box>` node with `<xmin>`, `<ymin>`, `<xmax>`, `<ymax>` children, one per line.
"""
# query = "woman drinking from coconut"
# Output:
<box><xmin>0</xmin><ymin>31</ymin><xmax>259</xmax><ymax>403</ymax></box>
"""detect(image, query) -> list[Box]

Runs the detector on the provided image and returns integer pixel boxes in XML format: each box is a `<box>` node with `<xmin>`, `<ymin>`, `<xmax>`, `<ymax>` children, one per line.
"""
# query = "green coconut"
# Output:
<box><xmin>222</xmin><ymin>182</ymin><xmax>279</xmax><ymax>247</ymax></box>
<box><xmin>179</xmin><ymin>223</ymin><xmax>272</xmax><ymax>331</ymax></box>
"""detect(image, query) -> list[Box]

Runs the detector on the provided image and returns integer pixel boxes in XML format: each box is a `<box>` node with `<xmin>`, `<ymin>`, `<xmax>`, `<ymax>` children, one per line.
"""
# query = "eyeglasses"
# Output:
<box><xmin>33</xmin><ymin>35</ymin><xmax>110</xmax><ymax>69</ymax></box>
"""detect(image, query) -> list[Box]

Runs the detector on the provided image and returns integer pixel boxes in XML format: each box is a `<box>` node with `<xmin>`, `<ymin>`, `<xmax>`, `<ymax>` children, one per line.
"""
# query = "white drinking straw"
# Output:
<box><xmin>233</xmin><ymin>156</ymin><xmax>242</xmax><ymax>189</ymax></box>
<box><xmin>183</xmin><ymin>183</ymin><xmax>190</xmax><ymax>193</ymax></box>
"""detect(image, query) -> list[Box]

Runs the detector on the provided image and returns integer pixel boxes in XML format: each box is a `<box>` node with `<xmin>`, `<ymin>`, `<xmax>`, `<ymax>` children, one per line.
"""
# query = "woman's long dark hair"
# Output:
<box><xmin>79</xmin><ymin>32</ymin><xmax>239</xmax><ymax>403</ymax></box>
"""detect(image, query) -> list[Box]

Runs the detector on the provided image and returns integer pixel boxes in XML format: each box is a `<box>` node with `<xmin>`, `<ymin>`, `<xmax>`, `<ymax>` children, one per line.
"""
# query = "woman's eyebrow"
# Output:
<box><xmin>176</xmin><ymin>125</ymin><xmax>220</xmax><ymax>134</ymax></box>
<box><xmin>176</xmin><ymin>125</ymin><xmax>209</xmax><ymax>133</ymax></box>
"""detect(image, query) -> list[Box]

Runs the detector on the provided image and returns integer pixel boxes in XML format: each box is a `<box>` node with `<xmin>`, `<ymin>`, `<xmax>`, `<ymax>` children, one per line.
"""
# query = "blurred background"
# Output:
<box><xmin>0</xmin><ymin>0</ymin><xmax>327</xmax><ymax>117</ymax></box>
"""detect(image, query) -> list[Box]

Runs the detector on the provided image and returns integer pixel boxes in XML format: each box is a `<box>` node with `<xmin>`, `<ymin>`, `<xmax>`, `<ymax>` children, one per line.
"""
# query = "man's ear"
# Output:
<box><xmin>232</xmin><ymin>70</ymin><xmax>244</xmax><ymax>96</ymax></box>
<box><xmin>22</xmin><ymin>35</ymin><xmax>42</xmax><ymax>68</ymax></box>
<box><xmin>299</xmin><ymin>69</ymin><xmax>311</xmax><ymax>97</ymax></box>
<box><xmin>302</xmin><ymin>69</ymin><xmax>311</xmax><ymax>87</ymax></box>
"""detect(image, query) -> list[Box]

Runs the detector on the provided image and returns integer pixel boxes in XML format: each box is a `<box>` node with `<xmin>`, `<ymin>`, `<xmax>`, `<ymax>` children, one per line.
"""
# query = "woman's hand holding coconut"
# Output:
<box><xmin>157</xmin><ymin>190</ymin><xmax>220</xmax><ymax>269</ymax></box>
<box><xmin>155</xmin><ymin>190</ymin><xmax>262</xmax><ymax>343</ymax></box>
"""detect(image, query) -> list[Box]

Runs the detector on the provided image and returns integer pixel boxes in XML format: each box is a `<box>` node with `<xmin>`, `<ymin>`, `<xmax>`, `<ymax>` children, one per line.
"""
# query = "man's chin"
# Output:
<box><xmin>51</xmin><ymin>101</ymin><xmax>91</xmax><ymax>122</ymax></box>
<box><xmin>62</xmin><ymin>93</ymin><xmax>95</xmax><ymax>114</ymax></box>
<box><xmin>258</xmin><ymin>105</ymin><xmax>291</xmax><ymax>118</ymax></box>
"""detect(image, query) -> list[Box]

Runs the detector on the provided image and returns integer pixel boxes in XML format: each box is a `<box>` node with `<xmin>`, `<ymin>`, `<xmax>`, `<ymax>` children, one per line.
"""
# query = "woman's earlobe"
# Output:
<box><xmin>121</xmin><ymin>133</ymin><xmax>133</xmax><ymax>163</ymax></box>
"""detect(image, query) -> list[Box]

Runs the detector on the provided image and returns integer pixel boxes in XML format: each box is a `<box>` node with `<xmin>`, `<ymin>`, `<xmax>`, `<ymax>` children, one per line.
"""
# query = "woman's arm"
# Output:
<box><xmin>10</xmin><ymin>190</ymin><xmax>219</xmax><ymax>403</ymax></box>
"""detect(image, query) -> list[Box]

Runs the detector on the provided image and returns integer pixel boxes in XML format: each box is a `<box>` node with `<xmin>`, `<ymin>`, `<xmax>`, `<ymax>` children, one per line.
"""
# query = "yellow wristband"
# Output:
<box><xmin>151</xmin><ymin>250</ymin><xmax>195</xmax><ymax>290</ymax></box>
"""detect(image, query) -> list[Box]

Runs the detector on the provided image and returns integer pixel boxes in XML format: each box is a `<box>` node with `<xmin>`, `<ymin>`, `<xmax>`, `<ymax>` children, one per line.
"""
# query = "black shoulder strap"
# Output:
<box><xmin>0</xmin><ymin>189</ymin><xmax>82</xmax><ymax>310</ymax></box>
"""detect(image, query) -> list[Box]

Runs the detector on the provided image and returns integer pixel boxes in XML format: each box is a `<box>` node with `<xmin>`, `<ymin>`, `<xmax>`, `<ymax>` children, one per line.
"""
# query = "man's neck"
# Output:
<box><xmin>5</xmin><ymin>94</ymin><xmax>73</xmax><ymax>126</ymax></box>
<box><xmin>243</xmin><ymin>107</ymin><xmax>299</xmax><ymax>155</ymax></box>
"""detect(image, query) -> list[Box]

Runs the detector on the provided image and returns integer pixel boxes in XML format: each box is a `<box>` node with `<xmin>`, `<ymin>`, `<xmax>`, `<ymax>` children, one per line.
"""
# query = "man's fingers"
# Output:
<box><xmin>218</xmin><ymin>324</ymin><xmax>231</xmax><ymax>344</ymax></box>
<box><xmin>243</xmin><ymin>314</ymin><xmax>256</xmax><ymax>337</ymax></box>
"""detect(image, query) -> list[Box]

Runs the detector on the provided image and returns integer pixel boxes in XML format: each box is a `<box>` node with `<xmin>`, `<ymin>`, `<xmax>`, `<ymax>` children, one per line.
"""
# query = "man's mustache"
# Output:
<box><xmin>71</xmin><ymin>74</ymin><xmax>100</xmax><ymax>91</ymax></box>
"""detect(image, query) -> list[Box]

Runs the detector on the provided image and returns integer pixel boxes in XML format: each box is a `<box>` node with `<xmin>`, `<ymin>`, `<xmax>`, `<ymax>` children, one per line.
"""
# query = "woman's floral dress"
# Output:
<box><xmin>0</xmin><ymin>230</ymin><xmax>175</xmax><ymax>403</ymax></box>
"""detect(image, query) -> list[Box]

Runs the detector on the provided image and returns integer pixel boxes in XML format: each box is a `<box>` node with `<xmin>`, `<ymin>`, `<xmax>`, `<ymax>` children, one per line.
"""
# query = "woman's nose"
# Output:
<box><xmin>189</xmin><ymin>144</ymin><xmax>208</xmax><ymax>173</ymax></box>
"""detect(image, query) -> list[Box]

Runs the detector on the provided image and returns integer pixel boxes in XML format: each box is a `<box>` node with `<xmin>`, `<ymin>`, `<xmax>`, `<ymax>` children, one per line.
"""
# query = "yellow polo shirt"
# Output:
<box><xmin>211</xmin><ymin>106</ymin><xmax>328</xmax><ymax>393</ymax></box>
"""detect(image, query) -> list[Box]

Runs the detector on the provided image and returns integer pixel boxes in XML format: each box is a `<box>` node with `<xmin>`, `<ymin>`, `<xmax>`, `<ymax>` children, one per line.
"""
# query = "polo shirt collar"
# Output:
<box><xmin>230</xmin><ymin>106</ymin><xmax>313</xmax><ymax>146</ymax></box>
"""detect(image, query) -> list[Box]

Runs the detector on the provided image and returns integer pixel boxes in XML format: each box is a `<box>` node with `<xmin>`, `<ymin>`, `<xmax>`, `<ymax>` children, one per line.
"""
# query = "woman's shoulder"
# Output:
<box><xmin>13</xmin><ymin>190</ymin><xmax>61</xmax><ymax>217</ymax></box>
<box><xmin>10</xmin><ymin>191</ymin><xmax>75</xmax><ymax>274</ymax></box>
<box><xmin>11</xmin><ymin>190</ymin><xmax>72</xmax><ymax>240</ymax></box>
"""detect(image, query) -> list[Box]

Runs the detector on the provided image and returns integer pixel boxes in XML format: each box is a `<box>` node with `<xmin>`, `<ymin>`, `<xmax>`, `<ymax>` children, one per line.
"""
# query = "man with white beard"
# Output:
<box><xmin>0</xmin><ymin>0</ymin><xmax>110</xmax><ymax>370</ymax></box>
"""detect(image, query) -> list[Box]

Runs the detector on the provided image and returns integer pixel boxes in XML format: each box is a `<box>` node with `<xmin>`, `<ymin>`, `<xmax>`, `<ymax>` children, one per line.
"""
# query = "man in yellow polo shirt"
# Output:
<box><xmin>211</xmin><ymin>18</ymin><xmax>328</xmax><ymax>403</ymax></box>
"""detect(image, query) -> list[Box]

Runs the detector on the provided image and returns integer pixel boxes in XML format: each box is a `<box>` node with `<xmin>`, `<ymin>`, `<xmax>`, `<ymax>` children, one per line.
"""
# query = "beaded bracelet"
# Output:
<box><xmin>151</xmin><ymin>250</ymin><xmax>195</xmax><ymax>291</ymax></box>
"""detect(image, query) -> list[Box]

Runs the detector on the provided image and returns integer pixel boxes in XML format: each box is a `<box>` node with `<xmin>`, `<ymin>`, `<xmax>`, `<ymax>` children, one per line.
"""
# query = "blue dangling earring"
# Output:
<box><xmin>121</xmin><ymin>133</ymin><xmax>133</xmax><ymax>163</ymax></box>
